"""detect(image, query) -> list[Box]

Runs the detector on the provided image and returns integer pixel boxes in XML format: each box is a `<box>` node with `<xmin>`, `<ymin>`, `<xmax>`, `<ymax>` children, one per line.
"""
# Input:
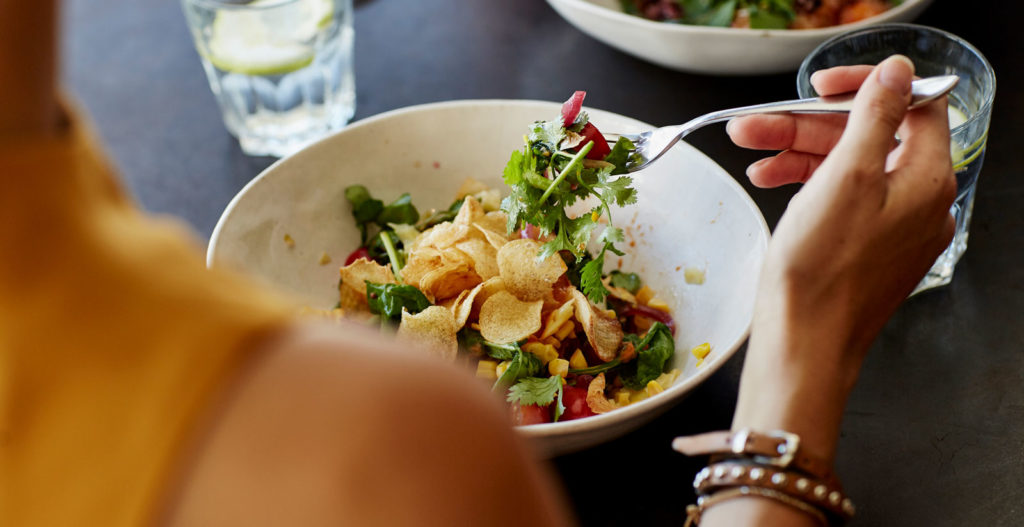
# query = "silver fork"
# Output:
<box><xmin>603</xmin><ymin>75</ymin><xmax>959</xmax><ymax>173</ymax></box>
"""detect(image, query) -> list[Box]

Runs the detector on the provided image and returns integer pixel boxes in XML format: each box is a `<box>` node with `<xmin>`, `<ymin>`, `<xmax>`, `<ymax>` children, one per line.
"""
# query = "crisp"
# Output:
<box><xmin>397</xmin><ymin>306</ymin><xmax>458</xmax><ymax>361</ymax></box>
<box><xmin>479</xmin><ymin>290</ymin><xmax>543</xmax><ymax>344</ymax></box>
<box><xmin>497</xmin><ymin>238</ymin><xmax>567</xmax><ymax>302</ymax></box>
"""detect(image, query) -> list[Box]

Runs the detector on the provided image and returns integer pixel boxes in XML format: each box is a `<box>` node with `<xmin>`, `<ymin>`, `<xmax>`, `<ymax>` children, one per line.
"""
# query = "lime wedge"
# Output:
<box><xmin>207</xmin><ymin>0</ymin><xmax>334</xmax><ymax>76</ymax></box>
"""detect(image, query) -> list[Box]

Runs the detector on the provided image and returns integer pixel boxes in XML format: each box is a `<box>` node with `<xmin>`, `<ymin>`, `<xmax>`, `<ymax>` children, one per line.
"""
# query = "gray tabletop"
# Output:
<box><xmin>64</xmin><ymin>1</ymin><xmax>1024</xmax><ymax>525</ymax></box>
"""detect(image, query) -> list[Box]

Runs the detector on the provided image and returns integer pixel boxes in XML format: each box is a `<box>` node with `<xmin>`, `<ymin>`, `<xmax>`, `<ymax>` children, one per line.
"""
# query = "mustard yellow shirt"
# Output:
<box><xmin>0</xmin><ymin>106</ymin><xmax>293</xmax><ymax>525</ymax></box>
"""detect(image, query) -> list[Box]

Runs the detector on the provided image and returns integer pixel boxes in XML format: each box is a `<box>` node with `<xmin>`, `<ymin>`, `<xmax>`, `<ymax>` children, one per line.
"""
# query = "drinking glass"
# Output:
<box><xmin>797</xmin><ymin>24</ymin><xmax>996</xmax><ymax>295</ymax></box>
<box><xmin>181</xmin><ymin>0</ymin><xmax>356</xmax><ymax>157</ymax></box>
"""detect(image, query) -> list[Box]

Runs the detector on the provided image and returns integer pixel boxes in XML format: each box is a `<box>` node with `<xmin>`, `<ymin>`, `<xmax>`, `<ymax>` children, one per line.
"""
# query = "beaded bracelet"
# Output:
<box><xmin>684</xmin><ymin>486</ymin><xmax>828</xmax><ymax>527</ymax></box>
<box><xmin>695</xmin><ymin>460</ymin><xmax>855</xmax><ymax>522</ymax></box>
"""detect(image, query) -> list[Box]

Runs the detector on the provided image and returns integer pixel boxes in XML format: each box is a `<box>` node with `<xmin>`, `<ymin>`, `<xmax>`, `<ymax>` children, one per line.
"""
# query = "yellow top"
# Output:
<box><xmin>0</xmin><ymin>106</ymin><xmax>293</xmax><ymax>526</ymax></box>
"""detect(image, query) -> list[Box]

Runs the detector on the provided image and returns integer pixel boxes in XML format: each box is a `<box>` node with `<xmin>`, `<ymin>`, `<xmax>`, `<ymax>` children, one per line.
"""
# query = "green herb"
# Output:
<box><xmin>500</xmin><ymin>113</ymin><xmax>638</xmax><ymax>304</ymax></box>
<box><xmin>507</xmin><ymin>376</ymin><xmax>562</xmax><ymax>407</ymax></box>
<box><xmin>569</xmin><ymin>358</ymin><xmax>622</xmax><ymax>375</ymax></box>
<box><xmin>365</xmin><ymin>281</ymin><xmax>431</xmax><ymax>320</ymax></box>
<box><xmin>458</xmin><ymin>329</ymin><xmax>523</xmax><ymax>360</ymax></box>
<box><xmin>507</xmin><ymin>376</ymin><xmax>565</xmax><ymax>422</ymax></box>
<box><xmin>609</xmin><ymin>270</ymin><xmax>642</xmax><ymax>294</ymax></box>
<box><xmin>379</xmin><ymin>231</ymin><xmax>404</xmax><ymax>282</ymax></box>
<box><xmin>344</xmin><ymin>185</ymin><xmax>421</xmax><ymax>248</ymax></box>
<box><xmin>621</xmin><ymin>322</ymin><xmax>675</xmax><ymax>390</ymax></box>
<box><xmin>492</xmin><ymin>348</ymin><xmax>543</xmax><ymax>392</ymax></box>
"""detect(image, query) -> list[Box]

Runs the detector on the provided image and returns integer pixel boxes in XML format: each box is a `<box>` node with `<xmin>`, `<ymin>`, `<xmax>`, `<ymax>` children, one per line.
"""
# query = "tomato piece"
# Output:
<box><xmin>578</xmin><ymin>122</ymin><xmax>611</xmax><ymax>160</ymax></box>
<box><xmin>512</xmin><ymin>403</ymin><xmax>552</xmax><ymax>426</ymax></box>
<box><xmin>344</xmin><ymin>247</ymin><xmax>370</xmax><ymax>266</ymax></box>
<box><xmin>561</xmin><ymin>90</ymin><xmax>586</xmax><ymax>127</ymax></box>
<box><xmin>561</xmin><ymin>385</ymin><xmax>596</xmax><ymax>421</ymax></box>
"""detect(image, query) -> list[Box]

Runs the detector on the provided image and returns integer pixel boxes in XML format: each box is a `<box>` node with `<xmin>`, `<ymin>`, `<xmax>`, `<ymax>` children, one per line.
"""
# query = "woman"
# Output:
<box><xmin>0</xmin><ymin>2</ymin><xmax>953</xmax><ymax>525</ymax></box>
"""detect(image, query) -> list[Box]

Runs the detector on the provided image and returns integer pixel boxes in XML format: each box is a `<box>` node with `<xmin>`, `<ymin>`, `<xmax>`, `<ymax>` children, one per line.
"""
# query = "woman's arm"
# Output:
<box><xmin>702</xmin><ymin>55</ymin><xmax>956</xmax><ymax>526</ymax></box>
<box><xmin>0</xmin><ymin>0</ymin><xmax>61</xmax><ymax>137</ymax></box>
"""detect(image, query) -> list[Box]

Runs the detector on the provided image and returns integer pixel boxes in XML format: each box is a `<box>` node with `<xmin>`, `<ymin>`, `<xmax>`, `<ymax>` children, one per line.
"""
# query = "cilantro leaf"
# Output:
<box><xmin>580</xmin><ymin>251</ymin><xmax>609</xmax><ymax>304</ymax></box>
<box><xmin>507</xmin><ymin>376</ymin><xmax>562</xmax><ymax>407</ymax></box>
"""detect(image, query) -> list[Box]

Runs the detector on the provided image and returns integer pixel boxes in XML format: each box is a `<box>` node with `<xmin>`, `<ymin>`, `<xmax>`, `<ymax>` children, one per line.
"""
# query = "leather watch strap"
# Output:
<box><xmin>672</xmin><ymin>428</ymin><xmax>834</xmax><ymax>484</ymax></box>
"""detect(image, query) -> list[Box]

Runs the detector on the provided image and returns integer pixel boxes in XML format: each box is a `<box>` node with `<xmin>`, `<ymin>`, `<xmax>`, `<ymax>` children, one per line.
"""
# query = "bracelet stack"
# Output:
<box><xmin>673</xmin><ymin>428</ymin><xmax>855</xmax><ymax>526</ymax></box>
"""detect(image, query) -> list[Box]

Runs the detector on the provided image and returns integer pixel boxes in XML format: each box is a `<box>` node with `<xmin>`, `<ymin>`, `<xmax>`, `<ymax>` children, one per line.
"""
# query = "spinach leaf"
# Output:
<box><xmin>621</xmin><ymin>322</ymin><xmax>675</xmax><ymax>390</ymax></box>
<box><xmin>492</xmin><ymin>348</ymin><xmax>543</xmax><ymax>392</ymax></box>
<box><xmin>365</xmin><ymin>281</ymin><xmax>431</xmax><ymax>320</ymax></box>
<box><xmin>377</xmin><ymin>193</ymin><xmax>420</xmax><ymax>226</ymax></box>
<box><xmin>345</xmin><ymin>185</ymin><xmax>384</xmax><ymax>243</ymax></box>
<box><xmin>609</xmin><ymin>270</ymin><xmax>643</xmax><ymax>294</ymax></box>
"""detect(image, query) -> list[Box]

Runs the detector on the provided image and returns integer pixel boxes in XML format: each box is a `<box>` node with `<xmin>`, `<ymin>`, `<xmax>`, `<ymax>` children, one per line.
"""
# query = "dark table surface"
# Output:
<box><xmin>64</xmin><ymin>1</ymin><xmax>1023</xmax><ymax>525</ymax></box>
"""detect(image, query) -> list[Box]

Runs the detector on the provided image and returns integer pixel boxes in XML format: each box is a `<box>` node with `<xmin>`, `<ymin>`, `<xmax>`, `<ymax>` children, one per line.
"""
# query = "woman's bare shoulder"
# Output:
<box><xmin>160</xmin><ymin>322</ymin><xmax>574</xmax><ymax>527</ymax></box>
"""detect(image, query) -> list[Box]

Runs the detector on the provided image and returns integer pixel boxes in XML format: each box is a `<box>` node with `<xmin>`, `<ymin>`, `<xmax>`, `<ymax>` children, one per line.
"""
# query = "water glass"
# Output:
<box><xmin>797</xmin><ymin>23</ymin><xmax>996</xmax><ymax>295</ymax></box>
<box><xmin>181</xmin><ymin>0</ymin><xmax>356</xmax><ymax>157</ymax></box>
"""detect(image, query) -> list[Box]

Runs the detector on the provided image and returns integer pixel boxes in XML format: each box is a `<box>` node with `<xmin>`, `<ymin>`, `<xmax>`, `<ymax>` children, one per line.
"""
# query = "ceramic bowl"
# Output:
<box><xmin>545</xmin><ymin>0</ymin><xmax>934</xmax><ymax>75</ymax></box>
<box><xmin>208</xmin><ymin>100</ymin><xmax>770</xmax><ymax>456</ymax></box>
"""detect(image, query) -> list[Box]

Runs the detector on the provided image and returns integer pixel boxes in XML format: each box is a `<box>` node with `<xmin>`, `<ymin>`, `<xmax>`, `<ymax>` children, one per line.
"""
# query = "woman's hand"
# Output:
<box><xmin>702</xmin><ymin>56</ymin><xmax>957</xmax><ymax>527</ymax></box>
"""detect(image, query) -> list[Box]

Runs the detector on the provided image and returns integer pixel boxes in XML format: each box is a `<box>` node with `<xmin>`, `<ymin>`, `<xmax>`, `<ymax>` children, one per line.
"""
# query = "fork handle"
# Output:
<box><xmin>696</xmin><ymin>75</ymin><xmax>958</xmax><ymax>126</ymax></box>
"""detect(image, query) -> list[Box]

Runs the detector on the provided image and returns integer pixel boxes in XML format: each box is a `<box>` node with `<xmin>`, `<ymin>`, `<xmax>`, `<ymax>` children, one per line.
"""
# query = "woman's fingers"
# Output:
<box><xmin>810</xmin><ymin>65</ymin><xmax>875</xmax><ymax>96</ymax></box>
<box><xmin>746</xmin><ymin>150</ymin><xmax>826</xmax><ymax>188</ymax></box>
<box><xmin>829</xmin><ymin>55</ymin><xmax>915</xmax><ymax>177</ymax></box>
<box><xmin>727</xmin><ymin>113</ymin><xmax>847</xmax><ymax>154</ymax></box>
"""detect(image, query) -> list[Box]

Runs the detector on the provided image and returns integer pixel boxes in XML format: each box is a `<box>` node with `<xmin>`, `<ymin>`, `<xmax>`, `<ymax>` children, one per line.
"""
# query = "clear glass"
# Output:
<box><xmin>181</xmin><ymin>0</ymin><xmax>355</xmax><ymax>157</ymax></box>
<box><xmin>797</xmin><ymin>24</ymin><xmax>996</xmax><ymax>295</ymax></box>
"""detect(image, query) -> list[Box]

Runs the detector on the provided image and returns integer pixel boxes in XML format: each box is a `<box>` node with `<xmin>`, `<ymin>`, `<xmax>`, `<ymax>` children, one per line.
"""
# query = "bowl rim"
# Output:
<box><xmin>208</xmin><ymin>98</ymin><xmax>771</xmax><ymax>437</ymax></box>
<box><xmin>551</xmin><ymin>0</ymin><xmax>931</xmax><ymax>38</ymax></box>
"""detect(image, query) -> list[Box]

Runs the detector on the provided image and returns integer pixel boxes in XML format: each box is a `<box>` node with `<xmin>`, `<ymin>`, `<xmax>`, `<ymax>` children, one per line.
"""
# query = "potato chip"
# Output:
<box><xmin>497</xmin><ymin>239</ymin><xmax>567</xmax><ymax>302</ymax></box>
<box><xmin>397</xmin><ymin>306</ymin><xmax>458</xmax><ymax>361</ymax></box>
<box><xmin>586</xmin><ymin>373</ymin><xmax>619</xmax><ymax>414</ymax></box>
<box><xmin>453</xmin><ymin>196</ymin><xmax>485</xmax><ymax>226</ymax></box>
<box><xmin>475</xmin><ymin>224</ymin><xmax>509</xmax><ymax>251</ymax></box>
<box><xmin>455</xmin><ymin>238</ymin><xmax>499</xmax><ymax>280</ymax></box>
<box><xmin>602</xmin><ymin>276</ymin><xmax>637</xmax><ymax>305</ymax></box>
<box><xmin>420</xmin><ymin>264</ymin><xmax>481</xmax><ymax>301</ymax></box>
<box><xmin>572</xmin><ymin>289</ymin><xmax>624</xmax><ymax>362</ymax></box>
<box><xmin>472</xmin><ymin>277</ymin><xmax>505</xmax><ymax>314</ymax></box>
<box><xmin>479</xmin><ymin>290</ymin><xmax>543</xmax><ymax>344</ymax></box>
<box><xmin>338</xmin><ymin>258</ymin><xmax>396</xmax><ymax>309</ymax></box>
<box><xmin>401</xmin><ymin>247</ymin><xmax>443</xmax><ymax>293</ymax></box>
<box><xmin>540</xmin><ymin>300</ymin><xmax>576</xmax><ymax>339</ymax></box>
<box><xmin>475</xmin><ymin>211</ymin><xmax>509</xmax><ymax>235</ymax></box>
<box><xmin>413</xmin><ymin>222</ymin><xmax>470</xmax><ymax>251</ymax></box>
<box><xmin>455</xmin><ymin>177</ymin><xmax>490</xmax><ymax>200</ymax></box>
<box><xmin>449</xmin><ymin>281</ymin><xmax>484</xmax><ymax>330</ymax></box>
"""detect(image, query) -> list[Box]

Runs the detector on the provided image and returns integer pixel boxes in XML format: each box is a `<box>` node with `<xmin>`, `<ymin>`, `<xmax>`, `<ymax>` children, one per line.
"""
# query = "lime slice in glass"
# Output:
<box><xmin>207</xmin><ymin>0</ymin><xmax>334</xmax><ymax>76</ymax></box>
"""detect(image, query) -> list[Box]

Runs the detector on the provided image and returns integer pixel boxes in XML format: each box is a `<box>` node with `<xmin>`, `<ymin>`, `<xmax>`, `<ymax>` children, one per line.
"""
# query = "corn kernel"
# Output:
<box><xmin>591</xmin><ymin>211</ymin><xmax>600</xmax><ymax>222</ymax></box>
<box><xmin>645</xmin><ymin>380</ymin><xmax>664</xmax><ymax>397</ymax></box>
<box><xmin>476</xmin><ymin>360</ymin><xmax>498</xmax><ymax>380</ymax></box>
<box><xmin>569</xmin><ymin>349</ymin><xmax>588</xmax><ymax>370</ymax></box>
<box><xmin>283</xmin><ymin>233</ymin><xmax>295</xmax><ymax>248</ymax></box>
<box><xmin>523</xmin><ymin>342</ymin><xmax>559</xmax><ymax>365</ymax></box>
<box><xmin>647</xmin><ymin>297</ymin><xmax>671</xmax><ymax>313</ymax></box>
<box><xmin>635</xmin><ymin>285</ymin><xmax>655</xmax><ymax>305</ymax></box>
<box><xmin>634</xmin><ymin>315</ymin><xmax>653</xmax><ymax>332</ymax></box>
<box><xmin>549</xmin><ymin>358</ymin><xmax>570</xmax><ymax>378</ymax></box>
<box><xmin>495</xmin><ymin>360</ymin><xmax>511</xmax><ymax>378</ymax></box>
<box><xmin>319</xmin><ymin>252</ymin><xmax>332</xmax><ymax>266</ymax></box>
<box><xmin>614</xmin><ymin>391</ymin><xmax>631</xmax><ymax>406</ymax></box>
<box><xmin>684</xmin><ymin>267</ymin><xmax>706</xmax><ymax>285</ymax></box>
<box><xmin>629</xmin><ymin>389</ymin><xmax>650</xmax><ymax>403</ymax></box>
<box><xmin>542</xmin><ymin>336</ymin><xmax>561</xmax><ymax>348</ymax></box>
<box><xmin>691</xmin><ymin>342</ymin><xmax>711</xmax><ymax>360</ymax></box>
<box><xmin>554</xmin><ymin>320</ymin><xmax>575</xmax><ymax>341</ymax></box>
<box><xmin>655</xmin><ymin>369</ymin><xmax>681</xmax><ymax>388</ymax></box>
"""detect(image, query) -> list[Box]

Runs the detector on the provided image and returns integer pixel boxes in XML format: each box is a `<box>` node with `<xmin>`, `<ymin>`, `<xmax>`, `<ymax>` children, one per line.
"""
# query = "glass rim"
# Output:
<box><xmin>797</xmin><ymin>23</ymin><xmax>996</xmax><ymax>136</ymax></box>
<box><xmin>183</xmin><ymin>0</ymin><xmax>311</xmax><ymax>11</ymax></box>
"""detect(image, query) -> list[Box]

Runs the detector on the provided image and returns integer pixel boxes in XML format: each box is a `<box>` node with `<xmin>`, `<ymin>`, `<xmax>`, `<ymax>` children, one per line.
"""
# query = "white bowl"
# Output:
<box><xmin>208</xmin><ymin>100</ymin><xmax>770</xmax><ymax>456</ymax></box>
<box><xmin>546</xmin><ymin>0</ymin><xmax>934</xmax><ymax>75</ymax></box>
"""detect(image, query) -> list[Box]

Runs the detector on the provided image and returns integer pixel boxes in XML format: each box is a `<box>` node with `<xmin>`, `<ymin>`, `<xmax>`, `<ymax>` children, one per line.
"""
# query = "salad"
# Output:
<box><xmin>620</xmin><ymin>0</ymin><xmax>901</xmax><ymax>29</ymax></box>
<box><xmin>328</xmin><ymin>92</ymin><xmax>704</xmax><ymax>425</ymax></box>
